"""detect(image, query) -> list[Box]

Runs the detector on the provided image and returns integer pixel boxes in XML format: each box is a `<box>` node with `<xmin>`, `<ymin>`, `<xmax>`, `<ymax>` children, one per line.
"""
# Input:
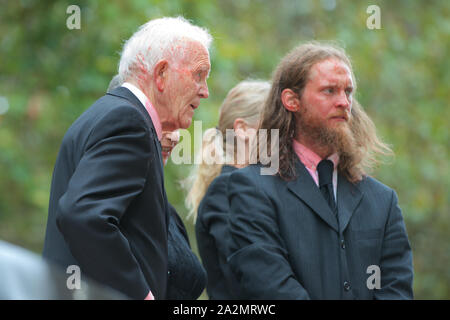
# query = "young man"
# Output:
<box><xmin>227</xmin><ymin>42</ymin><xmax>413</xmax><ymax>299</ymax></box>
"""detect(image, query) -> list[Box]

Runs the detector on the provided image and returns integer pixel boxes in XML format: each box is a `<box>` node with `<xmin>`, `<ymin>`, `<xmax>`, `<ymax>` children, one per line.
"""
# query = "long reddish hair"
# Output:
<box><xmin>258</xmin><ymin>42</ymin><xmax>392</xmax><ymax>182</ymax></box>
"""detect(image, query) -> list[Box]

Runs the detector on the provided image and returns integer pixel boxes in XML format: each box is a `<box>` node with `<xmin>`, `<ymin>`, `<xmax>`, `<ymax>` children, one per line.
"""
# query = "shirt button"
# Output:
<box><xmin>344</xmin><ymin>281</ymin><xmax>351</xmax><ymax>291</ymax></box>
<box><xmin>341</xmin><ymin>240</ymin><xmax>346</xmax><ymax>249</ymax></box>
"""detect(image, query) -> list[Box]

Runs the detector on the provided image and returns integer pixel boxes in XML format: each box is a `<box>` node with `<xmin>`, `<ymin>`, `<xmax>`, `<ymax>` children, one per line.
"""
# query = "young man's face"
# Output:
<box><xmin>299</xmin><ymin>57</ymin><xmax>354</xmax><ymax>131</ymax></box>
<box><xmin>162</xmin><ymin>41</ymin><xmax>210</xmax><ymax>130</ymax></box>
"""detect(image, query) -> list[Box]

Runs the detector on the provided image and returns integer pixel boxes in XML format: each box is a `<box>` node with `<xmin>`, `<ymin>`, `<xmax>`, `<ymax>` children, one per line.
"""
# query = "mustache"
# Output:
<box><xmin>329</xmin><ymin>112</ymin><xmax>350</xmax><ymax>121</ymax></box>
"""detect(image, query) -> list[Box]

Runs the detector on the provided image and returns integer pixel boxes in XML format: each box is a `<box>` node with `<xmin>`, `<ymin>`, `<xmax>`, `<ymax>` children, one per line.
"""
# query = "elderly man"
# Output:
<box><xmin>227</xmin><ymin>42</ymin><xmax>413</xmax><ymax>299</ymax></box>
<box><xmin>43</xmin><ymin>17</ymin><xmax>211</xmax><ymax>300</ymax></box>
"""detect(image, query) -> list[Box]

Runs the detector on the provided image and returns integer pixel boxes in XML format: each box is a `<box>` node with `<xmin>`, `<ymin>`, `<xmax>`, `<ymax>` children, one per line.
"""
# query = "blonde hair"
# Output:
<box><xmin>185</xmin><ymin>80</ymin><xmax>270</xmax><ymax>221</ymax></box>
<box><xmin>340</xmin><ymin>99</ymin><xmax>394</xmax><ymax>182</ymax></box>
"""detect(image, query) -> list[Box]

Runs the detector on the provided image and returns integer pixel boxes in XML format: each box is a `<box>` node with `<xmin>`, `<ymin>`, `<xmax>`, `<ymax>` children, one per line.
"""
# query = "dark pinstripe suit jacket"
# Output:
<box><xmin>227</xmin><ymin>159</ymin><xmax>413</xmax><ymax>299</ymax></box>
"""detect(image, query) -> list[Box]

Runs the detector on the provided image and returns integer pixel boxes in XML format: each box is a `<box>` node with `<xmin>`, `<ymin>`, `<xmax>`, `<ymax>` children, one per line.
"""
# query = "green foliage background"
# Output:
<box><xmin>0</xmin><ymin>0</ymin><xmax>448</xmax><ymax>299</ymax></box>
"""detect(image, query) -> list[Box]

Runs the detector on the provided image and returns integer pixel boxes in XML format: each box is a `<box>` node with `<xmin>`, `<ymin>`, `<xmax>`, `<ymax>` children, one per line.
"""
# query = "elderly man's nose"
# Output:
<box><xmin>199</xmin><ymin>83</ymin><xmax>209</xmax><ymax>99</ymax></box>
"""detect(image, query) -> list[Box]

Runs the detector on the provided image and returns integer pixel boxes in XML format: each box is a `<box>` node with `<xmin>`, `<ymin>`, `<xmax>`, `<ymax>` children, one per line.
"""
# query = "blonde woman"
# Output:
<box><xmin>185</xmin><ymin>80</ymin><xmax>270</xmax><ymax>299</ymax></box>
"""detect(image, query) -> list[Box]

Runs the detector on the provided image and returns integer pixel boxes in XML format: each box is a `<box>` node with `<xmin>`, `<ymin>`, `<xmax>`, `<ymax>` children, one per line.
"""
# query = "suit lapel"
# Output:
<box><xmin>107</xmin><ymin>87</ymin><xmax>150</xmax><ymax>121</ymax></box>
<box><xmin>107</xmin><ymin>87</ymin><xmax>164</xmax><ymax>168</ymax></box>
<box><xmin>287</xmin><ymin>159</ymin><xmax>339</xmax><ymax>233</ymax></box>
<box><xmin>336</xmin><ymin>173</ymin><xmax>363</xmax><ymax>233</ymax></box>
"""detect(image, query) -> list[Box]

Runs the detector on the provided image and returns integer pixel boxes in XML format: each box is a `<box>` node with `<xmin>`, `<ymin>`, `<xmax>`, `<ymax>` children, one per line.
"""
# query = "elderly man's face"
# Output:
<box><xmin>163</xmin><ymin>41</ymin><xmax>210</xmax><ymax>130</ymax></box>
<box><xmin>300</xmin><ymin>58</ymin><xmax>354</xmax><ymax>130</ymax></box>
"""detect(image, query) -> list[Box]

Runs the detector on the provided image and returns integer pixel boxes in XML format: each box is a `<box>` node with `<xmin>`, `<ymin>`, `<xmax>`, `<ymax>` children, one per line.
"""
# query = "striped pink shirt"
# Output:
<box><xmin>121</xmin><ymin>82</ymin><xmax>162</xmax><ymax>141</ymax></box>
<box><xmin>292</xmin><ymin>139</ymin><xmax>339</xmax><ymax>199</ymax></box>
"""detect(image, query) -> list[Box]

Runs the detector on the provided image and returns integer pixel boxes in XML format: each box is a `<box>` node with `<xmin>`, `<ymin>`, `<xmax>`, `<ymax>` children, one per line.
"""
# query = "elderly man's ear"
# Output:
<box><xmin>154</xmin><ymin>60</ymin><xmax>169</xmax><ymax>92</ymax></box>
<box><xmin>281</xmin><ymin>88</ymin><xmax>301</xmax><ymax>112</ymax></box>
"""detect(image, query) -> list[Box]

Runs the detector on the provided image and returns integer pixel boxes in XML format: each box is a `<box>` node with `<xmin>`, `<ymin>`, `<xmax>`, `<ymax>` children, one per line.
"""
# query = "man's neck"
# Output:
<box><xmin>126</xmin><ymin>78</ymin><xmax>171</xmax><ymax>128</ymax></box>
<box><xmin>126</xmin><ymin>79</ymin><xmax>154</xmax><ymax>103</ymax></box>
<box><xmin>295</xmin><ymin>136</ymin><xmax>335</xmax><ymax>160</ymax></box>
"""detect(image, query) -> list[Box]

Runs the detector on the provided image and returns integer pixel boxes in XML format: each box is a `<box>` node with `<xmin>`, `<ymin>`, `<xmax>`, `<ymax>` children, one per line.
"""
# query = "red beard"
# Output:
<box><xmin>296</xmin><ymin>106</ymin><xmax>356</xmax><ymax>158</ymax></box>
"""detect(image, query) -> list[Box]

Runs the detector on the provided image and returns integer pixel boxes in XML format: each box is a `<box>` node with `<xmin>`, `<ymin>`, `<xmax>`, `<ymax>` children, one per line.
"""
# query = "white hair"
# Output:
<box><xmin>118</xmin><ymin>16</ymin><xmax>212</xmax><ymax>82</ymax></box>
<box><xmin>107</xmin><ymin>74</ymin><xmax>122</xmax><ymax>93</ymax></box>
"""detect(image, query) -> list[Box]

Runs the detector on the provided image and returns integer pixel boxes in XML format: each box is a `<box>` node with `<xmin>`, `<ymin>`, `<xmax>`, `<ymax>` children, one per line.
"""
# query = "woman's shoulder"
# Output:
<box><xmin>205</xmin><ymin>165</ymin><xmax>237</xmax><ymax>195</ymax></box>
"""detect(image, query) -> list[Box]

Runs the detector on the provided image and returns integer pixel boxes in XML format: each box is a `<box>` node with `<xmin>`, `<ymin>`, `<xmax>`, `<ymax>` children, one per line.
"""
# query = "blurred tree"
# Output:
<box><xmin>0</xmin><ymin>0</ymin><xmax>448</xmax><ymax>299</ymax></box>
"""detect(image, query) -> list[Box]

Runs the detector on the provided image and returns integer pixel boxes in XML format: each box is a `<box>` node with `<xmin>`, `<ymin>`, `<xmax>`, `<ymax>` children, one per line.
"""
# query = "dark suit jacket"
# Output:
<box><xmin>227</xmin><ymin>160</ymin><xmax>414</xmax><ymax>299</ymax></box>
<box><xmin>167</xmin><ymin>203</ymin><xmax>206</xmax><ymax>299</ymax></box>
<box><xmin>196</xmin><ymin>165</ymin><xmax>239</xmax><ymax>299</ymax></box>
<box><xmin>43</xmin><ymin>87</ymin><xmax>169</xmax><ymax>300</ymax></box>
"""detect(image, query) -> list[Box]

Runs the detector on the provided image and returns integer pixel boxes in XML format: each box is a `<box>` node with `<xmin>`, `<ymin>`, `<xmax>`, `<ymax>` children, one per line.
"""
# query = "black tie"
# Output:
<box><xmin>317</xmin><ymin>159</ymin><xmax>336</xmax><ymax>213</ymax></box>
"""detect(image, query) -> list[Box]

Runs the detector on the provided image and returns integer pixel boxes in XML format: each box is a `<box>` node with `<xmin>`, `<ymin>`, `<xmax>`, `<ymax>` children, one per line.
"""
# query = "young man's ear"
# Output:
<box><xmin>153</xmin><ymin>60</ymin><xmax>169</xmax><ymax>92</ymax></box>
<box><xmin>281</xmin><ymin>88</ymin><xmax>301</xmax><ymax>112</ymax></box>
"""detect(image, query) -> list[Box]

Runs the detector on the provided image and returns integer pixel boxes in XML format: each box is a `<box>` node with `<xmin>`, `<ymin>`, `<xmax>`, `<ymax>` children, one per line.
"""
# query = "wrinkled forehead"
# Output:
<box><xmin>309</xmin><ymin>58</ymin><xmax>353</xmax><ymax>84</ymax></box>
<box><xmin>168</xmin><ymin>38</ymin><xmax>210</xmax><ymax>67</ymax></box>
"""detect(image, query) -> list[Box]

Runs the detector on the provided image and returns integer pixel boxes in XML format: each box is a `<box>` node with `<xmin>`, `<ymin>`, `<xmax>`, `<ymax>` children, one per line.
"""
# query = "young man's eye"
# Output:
<box><xmin>324</xmin><ymin>88</ymin><xmax>334</xmax><ymax>94</ymax></box>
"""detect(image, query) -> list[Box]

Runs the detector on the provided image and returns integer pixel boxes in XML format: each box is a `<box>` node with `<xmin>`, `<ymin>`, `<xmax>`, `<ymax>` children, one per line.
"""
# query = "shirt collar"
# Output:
<box><xmin>121</xmin><ymin>82</ymin><xmax>162</xmax><ymax>141</ymax></box>
<box><xmin>292</xmin><ymin>139</ymin><xmax>339</xmax><ymax>171</ymax></box>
